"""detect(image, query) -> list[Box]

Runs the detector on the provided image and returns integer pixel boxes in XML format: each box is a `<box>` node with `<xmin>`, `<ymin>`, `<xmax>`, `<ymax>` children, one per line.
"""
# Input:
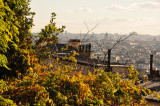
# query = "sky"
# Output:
<box><xmin>30</xmin><ymin>0</ymin><xmax>160</xmax><ymax>35</ymax></box>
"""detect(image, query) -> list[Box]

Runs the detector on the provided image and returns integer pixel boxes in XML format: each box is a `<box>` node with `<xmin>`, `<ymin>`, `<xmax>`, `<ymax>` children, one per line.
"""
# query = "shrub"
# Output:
<box><xmin>0</xmin><ymin>63</ymin><xmax>157</xmax><ymax>105</ymax></box>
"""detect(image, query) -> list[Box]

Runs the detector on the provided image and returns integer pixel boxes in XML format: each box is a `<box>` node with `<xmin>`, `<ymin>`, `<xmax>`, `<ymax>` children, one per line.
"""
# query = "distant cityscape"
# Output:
<box><xmin>33</xmin><ymin>31</ymin><xmax>160</xmax><ymax>74</ymax></box>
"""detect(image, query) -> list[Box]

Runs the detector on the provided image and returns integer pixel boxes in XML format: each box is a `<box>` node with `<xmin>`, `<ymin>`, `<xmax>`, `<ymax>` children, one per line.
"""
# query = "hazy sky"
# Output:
<box><xmin>30</xmin><ymin>0</ymin><xmax>160</xmax><ymax>35</ymax></box>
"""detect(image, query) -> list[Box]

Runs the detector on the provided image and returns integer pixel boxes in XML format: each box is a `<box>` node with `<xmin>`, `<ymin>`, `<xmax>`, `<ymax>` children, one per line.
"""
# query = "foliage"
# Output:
<box><xmin>127</xmin><ymin>65</ymin><xmax>140</xmax><ymax>85</ymax></box>
<box><xmin>35</xmin><ymin>13</ymin><xmax>65</xmax><ymax>62</ymax></box>
<box><xmin>0</xmin><ymin>0</ymin><xmax>19</xmax><ymax>70</ymax></box>
<box><xmin>0</xmin><ymin>96</ymin><xmax>17</xmax><ymax>106</ymax></box>
<box><xmin>0</xmin><ymin>80</ymin><xmax>16</xmax><ymax>105</ymax></box>
<box><xmin>0</xmin><ymin>61</ymin><xmax>158</xmax><ymax>105</ymax></box>
<box><xmin>0</xmin><ymin>0</ymin><xmax>35</xmax><ymax>78</ymax></box>
<box><xmin>39</xmin><ymin>13</ymin><xmax>65</xmax><ymax>38</ymax></box>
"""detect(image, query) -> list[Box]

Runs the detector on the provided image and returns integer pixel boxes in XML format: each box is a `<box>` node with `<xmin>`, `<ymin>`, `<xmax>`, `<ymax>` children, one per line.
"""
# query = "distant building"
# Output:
<box><xmin>104</xmin><ymin>32</ymin><xmax>108</xmax><ymax>40</ymax></box>
<box><xmin>68</xmin><ymin>39</ymin><xmax>82</xmax><ymax>50</ymax></box>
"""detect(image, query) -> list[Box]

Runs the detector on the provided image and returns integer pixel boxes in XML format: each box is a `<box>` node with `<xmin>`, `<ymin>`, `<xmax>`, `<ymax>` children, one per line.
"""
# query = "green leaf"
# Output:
<box><xmin>0</xmin><ymin>54</ymin><xmax>11</xmax><ymax>70</ymax></box>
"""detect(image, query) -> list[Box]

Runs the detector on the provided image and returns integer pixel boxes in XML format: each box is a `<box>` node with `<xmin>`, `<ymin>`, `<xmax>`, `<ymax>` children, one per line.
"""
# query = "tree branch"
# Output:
<box><xmin>82</xmin><ymin>22</ymin><xmax>99</xmax><ymax>43</ymax></box>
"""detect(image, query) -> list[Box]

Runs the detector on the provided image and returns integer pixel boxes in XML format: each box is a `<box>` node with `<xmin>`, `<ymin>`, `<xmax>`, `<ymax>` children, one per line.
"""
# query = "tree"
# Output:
<box><xmin>35</xmin><ymin>13</ymin><xmax>65</xmax><ymax>62</ymax></box>
<box><xmin>0</xmin><ymin>0</ymin><xmax>35</xmax><ymax>78</ymax></box>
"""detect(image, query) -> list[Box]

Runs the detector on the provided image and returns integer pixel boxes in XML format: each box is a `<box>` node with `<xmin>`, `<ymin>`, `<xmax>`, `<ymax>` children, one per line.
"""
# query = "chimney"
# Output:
<box><xmin>150</xmin><ymin>55</ymin><xmax>153</xmax><ymax>75</ymax></box>
<box><xmin>82</xmin><ymin>45</ymin><xmax>85</xmax><ymax>51</ymax></box>
<box><xmin>88</xmin><ymin>43</ymin><xmax>91</xmax><ymax>51</ymax></box>
<box><xmin>86</xmin><ymin>44</ymin><xmax>88</xmax><ymax>51</ymax></box>
<box><xmin>107</xmin><ymin>49</ymin><xmax>111</xmax><ymax>72</ymax></box>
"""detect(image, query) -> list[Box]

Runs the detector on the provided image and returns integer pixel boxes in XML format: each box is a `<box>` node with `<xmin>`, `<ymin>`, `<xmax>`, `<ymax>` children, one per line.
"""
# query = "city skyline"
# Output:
<box><xmin>30</xmin><ymin>0</ymin><xmax>160</xmax><ymax>35</ymax></box>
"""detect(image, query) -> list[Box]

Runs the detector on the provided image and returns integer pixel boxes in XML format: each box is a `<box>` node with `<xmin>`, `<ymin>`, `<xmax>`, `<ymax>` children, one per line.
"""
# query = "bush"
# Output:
<box><xmin>0</xmin><ymin>96</ymin><xmax>17</xmax><ymax>106</ymax></box>
<box><xmin>0</xmin><ymin>63</ymin><xmax>156</xmax><ymax>105</ymax></box>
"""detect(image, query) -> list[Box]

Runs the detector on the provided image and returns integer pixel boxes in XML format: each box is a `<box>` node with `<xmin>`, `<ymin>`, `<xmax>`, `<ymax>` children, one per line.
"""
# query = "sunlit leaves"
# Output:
<box><xmin>0</xmin><ymin>62</ymin><xmax>159</xmax><ymax>105</ymax></box>
<box><xmin>0</xmin><ymin>54</ymin><xmax>10</xmax><ymax>70</ymax></box>
<box><xmin>35</xmin><ymin>13</ymin><xmax>66</xmax><ymax>62</ymax></box>
<box><xmin>39</xmin><ymin>12</ymin><xmax>65</xmax><ymax>38</ymax></box>
<box><xmin>0</xmin><ymin>0</ymin><xmax>35</xmax><ymax>77</ymax></box>
<box><xmin>0</xmin><ymin>96</ymin><xmax>17</xmax><ymax>106</ymax></box>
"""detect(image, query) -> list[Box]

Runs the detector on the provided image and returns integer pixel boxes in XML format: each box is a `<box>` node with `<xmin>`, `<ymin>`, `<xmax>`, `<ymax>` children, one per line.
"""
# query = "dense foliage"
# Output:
<box><xmin>0</xmin><ymin>0</ymin><xmax>35</xmax><ymax>78</ymax></box>
<box><xmin>0</xmin><ymin>61</ymin><xmax>155</xmax><ymax>105</ymax></box>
